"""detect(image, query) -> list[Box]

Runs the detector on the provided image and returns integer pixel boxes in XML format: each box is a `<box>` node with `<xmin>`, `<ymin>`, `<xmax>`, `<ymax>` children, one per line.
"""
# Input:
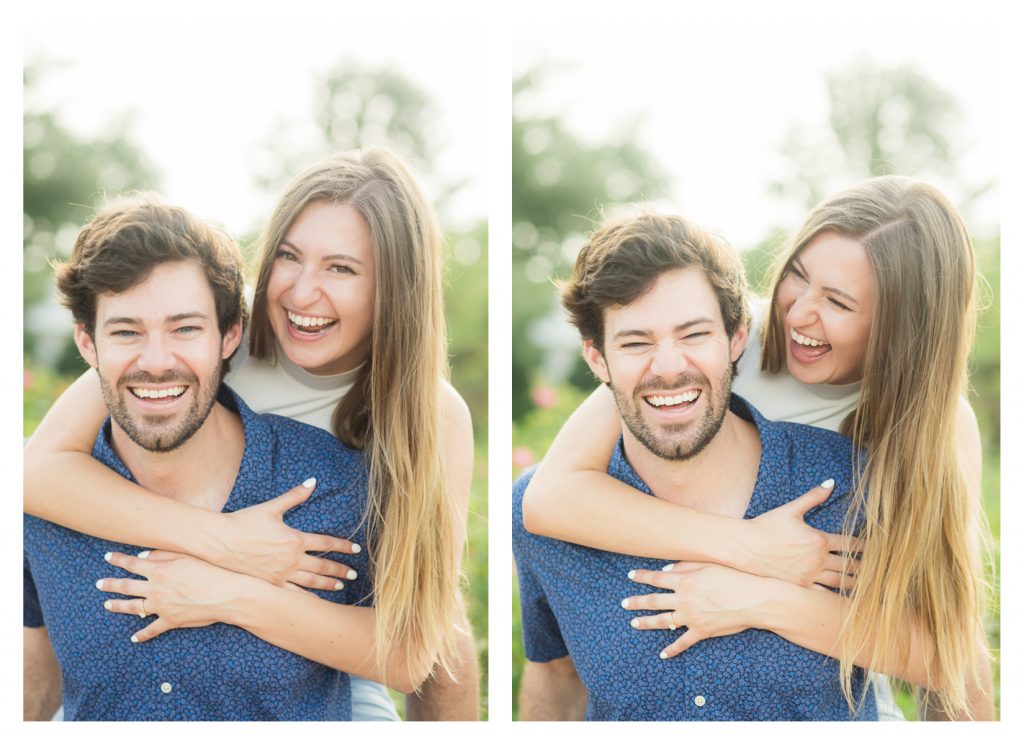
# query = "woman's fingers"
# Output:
<box><xmin>823</xmin><ymin>553</ymin><xmax>858</xmax><ymax>575</ymax></box>
<box><xmin>301</xmin><ymin>532</ymin><xmax>361</xmax><ymax>556</ymax></box>
<box><xmin>814</xmin><ymin>570</ymin><xmax>857</xmax><ymax>592</ymax></box>
<box><xmin>131</xmin><ymin>617</ymin><xmax>173</xmax><ymax>644</ymax></box>
<box><xmin>103</xmin><ymin>551</ymin><xmax>152</xmax><ymax>577</ymax></box>
<box><xmin>96</xmin><ymin>577</ymin><xmax>149</xmax><ymax>597</ymax></box>
<box><xmin>290</xmin><ymin>570</ymin><xmax>347</xmax><ymax>591</ymax></box>
<box><xmin>621</xmin><ymin>592</ymin><xmax>676</xmax><ymax>612</ymax></box>
<box><xmin>299</xmin><ymin>555</ymin><xmax>357</xmax><ymax>582</ymax></box>
<box><xmin>627</xmin><ymin>568</ymin><xmax>677</xmax><ymax>590</ymax></box>
<box><xmin>824</xmin><ymin>532</ymin><xmax>864</xmax><ymax>555</ymax></box>
<box><xmin>660</xmin><ymin>629</ymin><xmax>703</xmax><ymax>659</ymax></box>
<box><xmin>102</xmin><ymin>597</ymin><xmax>149</xmax><ymax>617</ymax></box>
<box><xmin>629</xmin><ymin>611</ymin><xmax>679</xmax><ymax>630</ymax></box>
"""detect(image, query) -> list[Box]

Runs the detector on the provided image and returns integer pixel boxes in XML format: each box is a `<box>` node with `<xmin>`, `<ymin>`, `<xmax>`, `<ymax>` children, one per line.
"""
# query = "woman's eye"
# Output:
<box><xmin>329</xmin><ymin>264</ymin><xmax>356</xmax><ymax>275</ymax></box>
<box><xmin>787</xmin><ymin>265</ymin><xmax>807</xmax><ymax>282</ymax></box>
<box><xmin>828</xmin><ymin>298</ymin><xmax>852</xmax><ymax>311</ymax></box>
<box><xmin>275</xmin><ymin>249</ymin><xmax>299</xmax><ymax>262</ymax></box>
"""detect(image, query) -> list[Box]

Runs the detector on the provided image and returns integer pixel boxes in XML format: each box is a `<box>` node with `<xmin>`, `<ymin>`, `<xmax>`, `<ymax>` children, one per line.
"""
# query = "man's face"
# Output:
<box><xmin>584</xmin><ymin>266</ymin><xmax>747</xmax><ymax>461</ymax></box>
<box><xmin>75</xmin><ymin>260</ymin><xmax>241</xmax><ymax>453</ymax></box>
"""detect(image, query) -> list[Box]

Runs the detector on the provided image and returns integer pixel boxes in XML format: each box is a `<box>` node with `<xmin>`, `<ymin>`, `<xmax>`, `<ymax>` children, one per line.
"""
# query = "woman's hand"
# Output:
<box><xmin>622</xmin><ymin>562</ymin><xmax>782</xmax><ymax>659</ymax></box>
<box><xmin>742</xmin><ymin>479</ymin><xmax>861</xmax><ymax>588</ymax></box>
<box><xmin>97</xmin><ymin>550</ymin><xmax>282</xmax><ymax>642</ymax></box>
<box><xmin>209</xmin><ymin>478</ymin><xmax>361</xmax><ymax>589</ymax></box>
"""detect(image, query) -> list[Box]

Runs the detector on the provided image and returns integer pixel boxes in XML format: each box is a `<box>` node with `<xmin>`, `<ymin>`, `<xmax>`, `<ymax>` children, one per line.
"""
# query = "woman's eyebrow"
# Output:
<box><xmin>280</xmin><ymin>239</ymin><xmax>365</xmax><ymax>265</ymax></box>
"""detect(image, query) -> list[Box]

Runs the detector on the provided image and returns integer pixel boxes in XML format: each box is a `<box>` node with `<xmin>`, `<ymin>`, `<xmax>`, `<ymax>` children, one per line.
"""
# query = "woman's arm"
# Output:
<box><xmin>624</xmin><ymin>563</ymin><xmax>938</xmax><ymax>688</ymax></box>
<box><xmin>98</xmin><ymin>551</ymin><xmax>427</xmax><ymax>694</ymax></box>
<box><xmin>24</xmin><ymin>371</ymin><xmax>357</xmax><ymax>588</ymax></box>
<box><xmin>523</xmin><ymin>386</ymin><xmax>858</xmax><ymax>587</ymax></box>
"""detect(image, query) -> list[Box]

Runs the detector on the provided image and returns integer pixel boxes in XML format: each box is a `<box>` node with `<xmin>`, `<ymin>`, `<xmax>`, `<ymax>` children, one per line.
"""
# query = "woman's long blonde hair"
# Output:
<box><xmin>250</xmin><ymin>149</ymin><xmax>461</xmax><ymax>685</ymax></box>
<box><xmin>762</xmin><ymin>176</ymin><xmax>989</xmax><ymax>716</ymax></box>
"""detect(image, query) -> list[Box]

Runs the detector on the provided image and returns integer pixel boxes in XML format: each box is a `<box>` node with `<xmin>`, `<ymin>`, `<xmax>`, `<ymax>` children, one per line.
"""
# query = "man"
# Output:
<box><xmin>23</xmin><ymin>199</ymin><xmax>376</xmax><ymax>720</ymax></box>
<box><xmin>513</xmin><ymin>213</ymin><xmax>875</xmax><ymax>720</ymax></box>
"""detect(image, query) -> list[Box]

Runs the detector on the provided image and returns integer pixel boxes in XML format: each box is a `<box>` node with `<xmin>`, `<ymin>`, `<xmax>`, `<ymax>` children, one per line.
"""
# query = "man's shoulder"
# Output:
<box><xmin>768</xmin><ymin>417</ymin><xmax>855</xmax><ymax>465</ymax></box>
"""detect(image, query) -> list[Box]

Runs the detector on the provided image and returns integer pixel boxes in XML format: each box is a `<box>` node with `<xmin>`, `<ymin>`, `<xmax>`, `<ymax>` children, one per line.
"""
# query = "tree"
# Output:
<box><xmin>512</xmin><ymin>66</ymin><xmax>670</xmax><ymax>418</ymax></box>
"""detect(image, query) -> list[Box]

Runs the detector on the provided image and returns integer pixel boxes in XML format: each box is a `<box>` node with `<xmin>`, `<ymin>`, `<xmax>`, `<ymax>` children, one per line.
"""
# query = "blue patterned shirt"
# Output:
<box><xmin>24</xmin><ymin>386</ymin><xmax>371</xmax><ymax>721</ymax></box>
<box><xmin>513</xmin><ymin>395</ymin><xmax>876</xmax><ymax>721</ymax></box>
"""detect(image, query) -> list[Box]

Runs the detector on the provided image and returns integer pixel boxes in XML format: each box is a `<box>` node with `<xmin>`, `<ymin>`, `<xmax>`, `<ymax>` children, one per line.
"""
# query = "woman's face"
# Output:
<box><xmin>775</xmin><ymin>231</ymin><xmax>876</xmax><ymax>385</ymax></box>
<box><xmin>266</xmin><ymin>201</ymin><xmax>376</xmax><ymax>375</ymax></box>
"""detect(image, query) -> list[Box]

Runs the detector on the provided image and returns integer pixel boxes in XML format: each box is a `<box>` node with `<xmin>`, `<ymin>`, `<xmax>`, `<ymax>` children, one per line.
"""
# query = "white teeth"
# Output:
<box><xmin>646</xmin><ymin>391</ymin><xmax>700</xmax><ymax>407</ymax></box>
<box><xmin>790</xmin><ymin>328</ymin><xmax>828</xmax><ymax>347</ymax></box>
<box><xmin>287</xmin><ymin>311</ymin><xmax>337</xmax><ymax>328</ymax></box>
<box><xmin>131</xmin><ymin>386</ymin><xmax>186</xmax><ymax>399</ymax></box>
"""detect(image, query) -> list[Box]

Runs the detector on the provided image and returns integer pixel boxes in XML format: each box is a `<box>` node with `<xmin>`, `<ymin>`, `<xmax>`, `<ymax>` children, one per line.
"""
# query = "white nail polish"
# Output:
<box><xmin>334</xmin><ymin>581</ymin><xmax>344</xmax><ymax>590</ymax></box>
<box><xmin>347</xmin><ymin>570</ymin><xmax>357</xmax><ymax>580</ymax></box>
<box><xmin>621</xmin><ymin>598</ymin><xmax>630</xmax><ymax>609</ymax></box>
<box><xmin>821</xmin><ymin>478</ymin><xmax>835</xmax><ymax>489</ymax></box>
<box><xmin>662</xmin><ymin>563</ymin><xmax>675</xmax><ymax>572</ymax></box>
<box><xmin>351</xmin><ymin>544</ymin><xmax>361</xmax><ymax>554</ymax></box>
<box><xmin>303</xmin><ymin>477</ymin><xmax>317</xmax><ymax>488</ymax></box>
<box><xmin>130</xmin><ymin>635</ymin><xmax>139</xmax><ymax>643</ymax></box>
<box><xmin>103</xmin><ymin>600</ymin><xmax>112</xmax><ymax>610</ymax></box>
<box><xmin>138</xmin><ymin>550</ymin><xmax>150</xmax><ymax>559</ymax></box>
<box><xmin>630</xmin><ymin>618</ymin><xmax>639</xmax><ymax>629</ymax></box>
<box><xmin>627</xmin><ymin>570</ymin><xmax>636</xmax><ymax>579</ymax></box>
<box><xmin>104</xmin><ymin>552</ymin><xmax>112</xmax><ymax>561</ymax></box>
<box><xmin>659</xmin><ymin>652</ymin><xmax>668</xmax><ymax>660</ymax></box>
<box><xmin>96</xmin><ymin>580</ymin><xmax>104</xmax><ymax>590</ymax></box>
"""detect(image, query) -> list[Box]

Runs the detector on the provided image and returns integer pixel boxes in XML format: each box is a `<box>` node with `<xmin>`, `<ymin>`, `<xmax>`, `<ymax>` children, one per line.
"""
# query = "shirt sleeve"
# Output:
<box><xmin>24</xmin><ymin>554</ymin><xmax>44</xmax><ymax>628</ymax></box>
<box><xmin>512</xmin><ymin>472</ymin><xmax>569</xmax><ymax>662</ymax></box>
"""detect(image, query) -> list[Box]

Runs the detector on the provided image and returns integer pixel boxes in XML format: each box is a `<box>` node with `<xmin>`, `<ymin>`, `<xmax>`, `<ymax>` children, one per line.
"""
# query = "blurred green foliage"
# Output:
<box><xmin>511</xmin><ymin>60</ymin><xmax>1000</xmax><ymax>721</ymax></box>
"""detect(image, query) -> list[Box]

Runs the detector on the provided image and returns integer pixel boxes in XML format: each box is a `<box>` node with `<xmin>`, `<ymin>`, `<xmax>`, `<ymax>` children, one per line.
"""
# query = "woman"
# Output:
<box><xmin>23</xmin><ymin>149</ymin><xmax>477</xmax><ymax>719</ymax></box>
<box><xmin>521</xmin><ymin>176</ymin><xmax>993</xmax><ymax>718</ymax></box>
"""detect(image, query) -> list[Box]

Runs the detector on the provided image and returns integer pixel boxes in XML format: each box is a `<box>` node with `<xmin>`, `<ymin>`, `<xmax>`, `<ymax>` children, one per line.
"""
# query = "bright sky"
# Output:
<box><xmin>511</xmin><ymin>1</ymin><xmax>1001</xmax><ymax>247</ymax></box>
<box><xmin>23</xmin><ymin>0</ymin><xmax>490</xmax><ymax>236</ymax></box>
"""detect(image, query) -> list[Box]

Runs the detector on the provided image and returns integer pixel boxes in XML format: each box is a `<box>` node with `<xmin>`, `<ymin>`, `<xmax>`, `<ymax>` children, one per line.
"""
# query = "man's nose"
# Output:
<box><xmin>135</xmin><ymin>334</ymin><xmax>176</xmax><ymax>374</ymax></box>
<box><xmin>649</xmin><ymin>341</ymin><xmax>690</xmax><ymax>379</ymax></box>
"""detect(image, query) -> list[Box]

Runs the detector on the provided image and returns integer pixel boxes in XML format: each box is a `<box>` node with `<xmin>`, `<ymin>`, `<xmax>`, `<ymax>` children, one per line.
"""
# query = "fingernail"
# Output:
<box><xmin>95</xmin><ymin>580</ymin><xmax>104</xmax><ymax>590</ymax></box>
<box><xmin>627</xmin><ymin>570</ymin><xmax>636</xmax><ymax>579</ymax></box>
<box><xmin>347</xmin><ymin>570</ymin><xmax>357</xmax><ymax>580</ymax></box>
<box><xmin>130</xmin><ymin>635</ymin><xmax>139</xmax><ymax>643</ymax></box>
<box><xmin>104</xmin><ymin>552</ymin><xmax>112</xmax><ymax>561</ymax></box>
<box><xmin>630</xmin><ymin>618</ymin><xmax>640</xmax><ymax>629</ymax></box>
<box><xmin>303</xmin><ymin>477</ymin><xmax>317</xmax><ymax>488</ymax></box>
<box><xmin>621</xmin><ymin>598</ymin><xmax>630</xmax><ymax>609</ymax></box>
<box><xmin>821</xmin><ymin>478</ymin><xmax>835</xmax><ymax>489</ymax></box>
<box><xmin>103</xmin><ymin>600</ymin><xmax>112</xmax><ymax>610</ymax></box>
<box><xmin>138</xmin><ymin>550</ymin><xmax>150</xmax><ymax>558</ymax></box>
<box><xmin>351</xmin><ymin>544</ymin><xmax>361</xmax><ymax>554</ymax></box>
<box><xmin>662</xmin><ymin>563</ymin><xmax>675</xmax><ymax>572</ymax></box>
<box><xmin>659</xmin><ymin>651</ymin><xmax>668</xmax><ymax>660</ymax></box>
<box><xmin>334</xmin><ymin>581</ymin><xmax>344</xmax><ymax>590</ymax></box>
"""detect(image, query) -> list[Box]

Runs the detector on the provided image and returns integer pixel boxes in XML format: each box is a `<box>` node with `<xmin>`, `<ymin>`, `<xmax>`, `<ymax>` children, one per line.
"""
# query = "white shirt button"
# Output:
<box><xmin>694</xmin><ymin>695</ymin><xmax>706</xmax><ymax>707</ymax></box>
<box><xmin>160</xmin><ymin>682</ymin><xmax>173</xmax><ymax>694</ymax></box>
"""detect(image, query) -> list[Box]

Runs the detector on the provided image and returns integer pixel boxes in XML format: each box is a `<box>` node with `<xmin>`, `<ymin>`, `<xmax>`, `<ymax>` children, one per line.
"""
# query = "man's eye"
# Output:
<box><xmin>684</xmin><ymin>332</ymin><xmax>709</xmax><ymax>340</ymax></box>
<box><xmin>111</xmin><ymin>330</ymin><xmax>138</xmax><ymax>338</ymax></box>
<box><xmin>621</xmin><ymin>342</ymin><xmax>649</xmax><ymax>349</ymax></box>
<box><xmin>175</xmin><ymin>326</ymin><xmax>201</xmax><ymax>334</ymax></box>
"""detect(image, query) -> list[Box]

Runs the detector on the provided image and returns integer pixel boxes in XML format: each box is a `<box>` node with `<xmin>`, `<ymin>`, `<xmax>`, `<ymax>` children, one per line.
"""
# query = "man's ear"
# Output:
<box><xmin>583</xmin><ymin>340</ymin><xmax>610</xmax><ymax>384</ymax></box>
<box><xmin>73</xmin><ymin>325</ymin><xmax>98</xmax><ymax>369</ymax></box>
<box><xmin>729</xmin><ymin>322</ymin><xmax>749</xmax><ymax>364</ymax></box>
<box><xmin>221</xmin><ymin>321</ymin><xmax>243</xmax><ymax>360</ymax></box>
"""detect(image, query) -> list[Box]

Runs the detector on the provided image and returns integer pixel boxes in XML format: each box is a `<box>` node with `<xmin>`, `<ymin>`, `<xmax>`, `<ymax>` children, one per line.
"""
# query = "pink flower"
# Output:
<box><xmin>24</xmin><ymin>369</ymin><xmax>34</xmax><ymax>390</ymax></box>
<box><xmin>512</xmin><ymin>447</ymin><xmax>535</xmax><ymax>470</ymax></box>
<box><xmin>531</xmin><ymin>386</ymin><xmax>557</xmax><ymax>409</ymax></box>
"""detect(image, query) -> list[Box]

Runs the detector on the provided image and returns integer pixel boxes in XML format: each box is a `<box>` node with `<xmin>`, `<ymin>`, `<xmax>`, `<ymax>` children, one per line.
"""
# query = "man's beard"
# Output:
<box><xmin>608</xmin><ymin>364</ymin><xmax>733</xmax><ymax>462</ymax></box>
<box><xmin>98</xmin><ymin>367</ymin><xmax>220</xmax><ymax>453</ymax></box>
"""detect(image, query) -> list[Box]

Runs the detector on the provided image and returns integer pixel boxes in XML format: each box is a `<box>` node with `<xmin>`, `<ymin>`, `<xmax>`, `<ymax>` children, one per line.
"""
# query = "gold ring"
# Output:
<box><xmin>139</xmin><ymin>598</ymin><xmax>149</xmax><ymax>618</ymax></box>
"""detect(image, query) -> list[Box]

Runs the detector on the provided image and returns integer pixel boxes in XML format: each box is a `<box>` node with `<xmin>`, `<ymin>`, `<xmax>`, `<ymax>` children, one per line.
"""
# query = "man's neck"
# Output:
<box><xmin>110</xmin><ymin>402</ymin><xmax>245</xmax><ymax>511</ymax></box>
<box><xmin>621</xmin><ymin>408</ymin><xmax>762</xmax><ymax>518</ymax></box>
